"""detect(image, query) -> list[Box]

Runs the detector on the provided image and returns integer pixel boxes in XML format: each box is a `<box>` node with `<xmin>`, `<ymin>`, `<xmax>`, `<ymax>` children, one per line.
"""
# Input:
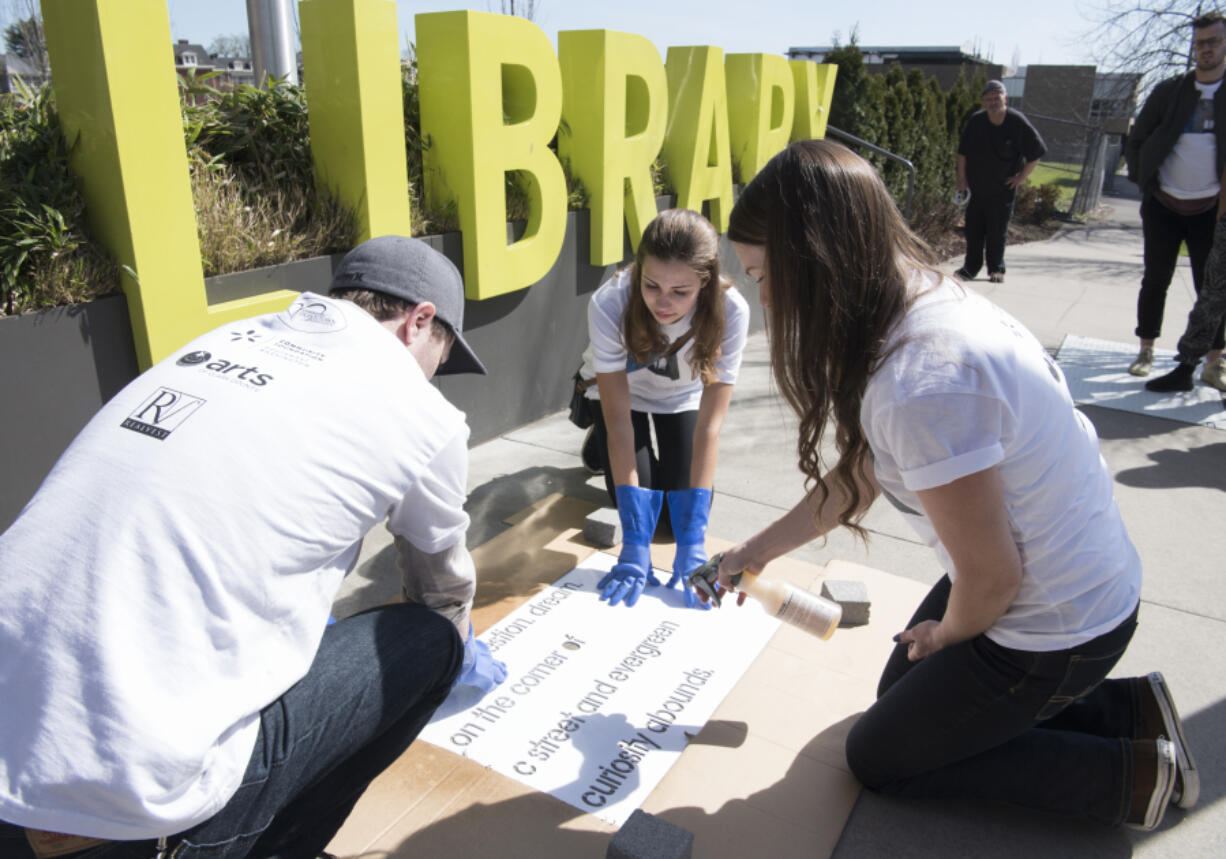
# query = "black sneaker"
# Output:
<box><xmin>581</xmin><ymin>426</ymin><xmax>603</xmax><ymax>475</ymax></box>
<box><xmin>1136</xmin><ymin>672</ymin><xmax>1200</xmax><ymax>809</ymax></box>
<box><xmin>1145</xmin><ymin>363</ymin><xmax>1195</xmax><ymax>393</ymax></box>
<box><xmin>1125</xmin><ymin>738</ymin><xmax>1176</xmax><ymax>830</ymax></box>
<box><xmin>953</xmin><ymin>267</ymin><xmax>973</xmax><ymax>280</ymax></box>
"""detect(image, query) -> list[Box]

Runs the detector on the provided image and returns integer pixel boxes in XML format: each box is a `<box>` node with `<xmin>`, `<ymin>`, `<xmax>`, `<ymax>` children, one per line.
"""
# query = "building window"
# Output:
<box><xmin>181</xmin><ymin>52</ymin><xmax>196</xmax><ymax>66</ymax></box>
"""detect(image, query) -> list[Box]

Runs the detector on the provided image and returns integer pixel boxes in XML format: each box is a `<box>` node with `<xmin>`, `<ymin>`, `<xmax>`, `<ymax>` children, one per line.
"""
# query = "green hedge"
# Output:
<box><xmin>825</xmin><ymin>45</ymin><xmax>988</xmax><ymax>242</ymax></box>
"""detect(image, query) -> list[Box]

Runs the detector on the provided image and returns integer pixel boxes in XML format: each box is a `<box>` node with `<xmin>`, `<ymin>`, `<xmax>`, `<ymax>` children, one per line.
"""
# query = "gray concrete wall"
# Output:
<box><xmin>0</xmin><ymin>295</ymin><xmax>141</xmax><ymax>530</ymax></box>
<box><xmin>0</xmin><ymin>208</ymin><xmax>763</xmax><ymax>533</ymax></box>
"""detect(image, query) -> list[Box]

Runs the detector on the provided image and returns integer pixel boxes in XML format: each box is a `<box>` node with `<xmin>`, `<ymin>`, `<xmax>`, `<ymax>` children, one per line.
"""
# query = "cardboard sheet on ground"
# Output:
<box><xmin>418</xmin><ymin>551</ymin><xmax>781</xmax><ymax>827</ymax></box>
<box><xmin>1057</xmin><ymin>335</ymin><xmax>1226</xmax><ymax>429</ymax></box>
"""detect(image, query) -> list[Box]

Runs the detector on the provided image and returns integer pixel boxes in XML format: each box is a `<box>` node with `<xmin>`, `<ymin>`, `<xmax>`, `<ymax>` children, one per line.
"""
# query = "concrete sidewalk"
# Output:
<box><xmin>340</xmin><ymin>194</ymin><xmax>1225</xmax><ymax>856</ymax></box>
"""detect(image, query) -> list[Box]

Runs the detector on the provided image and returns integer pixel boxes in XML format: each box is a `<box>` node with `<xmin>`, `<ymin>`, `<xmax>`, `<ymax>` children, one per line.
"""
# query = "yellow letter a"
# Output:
<box><xmin>662</xmin><ymin>46</ymin><xmax>734</xmax><ymax>233</ymax></box>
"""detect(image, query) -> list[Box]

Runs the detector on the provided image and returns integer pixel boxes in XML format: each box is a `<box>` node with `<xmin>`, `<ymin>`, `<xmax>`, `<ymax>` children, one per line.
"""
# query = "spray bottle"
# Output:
<box><xmin>688</xmin><ymin>553</ymin><xmax>841</xmax><ymax>640</ymax></box>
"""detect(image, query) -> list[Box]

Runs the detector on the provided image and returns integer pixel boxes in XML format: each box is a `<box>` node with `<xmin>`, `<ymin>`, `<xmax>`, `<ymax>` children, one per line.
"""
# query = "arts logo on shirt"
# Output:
<box><xmin>282</xmin><ymin>297</ymin><xmax>348</xmax><ymax>333</ymax></box>
<box><xmin>176</xmin><ymin>350</ymin><xmax>274</xmax><ymax>387</ymax></box>
<box><xmin>120</xmin><ymin>387</ymin><xmax>206</xmax><ymax>440</ymax></box>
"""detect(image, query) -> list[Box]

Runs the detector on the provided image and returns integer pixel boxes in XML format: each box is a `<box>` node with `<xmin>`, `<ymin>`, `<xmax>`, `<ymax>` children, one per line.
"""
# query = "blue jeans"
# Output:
<box><xmin>845</xmin><ymin>576</ymin><xmax>1141</xmax><ymax>826</ymax></box>
<box><xmin>1</xmin><ymin>603</ymin><xmax>462</xmax><ymax>859</ymax></box>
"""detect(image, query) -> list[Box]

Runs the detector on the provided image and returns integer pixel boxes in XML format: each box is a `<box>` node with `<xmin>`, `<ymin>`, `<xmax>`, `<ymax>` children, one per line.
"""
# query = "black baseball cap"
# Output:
<box><xmin>330</xmin><ymin>235</ymin><xmax>486</xmax><ymax>376</ymax></box>
<box><xmin>983</xmin><ymin>80</ymin><xmax>1006</xmax><ymax>95</ymax></box>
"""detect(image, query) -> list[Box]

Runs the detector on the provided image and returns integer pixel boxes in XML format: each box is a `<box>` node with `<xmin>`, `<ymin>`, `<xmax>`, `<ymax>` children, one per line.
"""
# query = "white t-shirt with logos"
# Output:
<box><xmin>1159</xmin><ymin>78</ymin><xmax>1222</xmax><ymax>199</ymax></box>
<box><xmin>582</xmin><ymin>268</ymin><xmax>750</xmax><ymax>414</ymax></box>
<box><xmin>862</xmin><ymin>275</ymin><xmax>1141</xmax><ymax>651</ymax></box>
<box><xmin>0</xmin><ymin>294</ymin><xmax>472</xmax><ymax>839</ymax></box>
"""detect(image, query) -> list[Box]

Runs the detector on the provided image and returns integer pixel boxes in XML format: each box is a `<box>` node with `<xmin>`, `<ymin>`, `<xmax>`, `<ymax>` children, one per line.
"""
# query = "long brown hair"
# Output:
<box><xmin>728</xmin><ymin>140</ymin><xmax>939</xmax><ymax>540</ymax></box>
<box><xmin>624</xmin><ymin>208</ymin><xmax>730</xmax><ymax>385</ymax></box>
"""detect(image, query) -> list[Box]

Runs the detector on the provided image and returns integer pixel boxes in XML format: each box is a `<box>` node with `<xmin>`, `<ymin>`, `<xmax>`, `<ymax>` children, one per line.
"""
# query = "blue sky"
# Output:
<box><xmin>164</xmin><ymin>1</ymin><xmax>1100</xmax><ymax>70</ymax></box>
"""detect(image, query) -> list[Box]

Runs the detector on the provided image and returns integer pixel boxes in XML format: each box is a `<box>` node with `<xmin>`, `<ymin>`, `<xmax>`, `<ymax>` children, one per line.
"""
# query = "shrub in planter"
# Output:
<box><xmin>0</xmin><ymin>80</ymin><xmax>119</xmax><ymax>316</ymax></box>
<box><xmin>181</xmin><ymin>71</ymin><xmax>358</xmax><ymax>276</ymax></box>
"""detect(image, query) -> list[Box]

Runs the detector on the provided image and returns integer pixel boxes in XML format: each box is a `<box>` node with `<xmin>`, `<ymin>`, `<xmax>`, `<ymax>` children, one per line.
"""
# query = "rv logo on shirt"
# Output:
<box><xmin>120</xmin><ymin>387</ymin><xmax>206</xmax><ymax>440</ymax></box>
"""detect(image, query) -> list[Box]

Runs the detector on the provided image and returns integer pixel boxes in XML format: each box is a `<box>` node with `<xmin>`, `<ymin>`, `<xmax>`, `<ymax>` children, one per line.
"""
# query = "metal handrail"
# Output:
<box><xmin>825</xmin><ymin>125</ymin><xmax>917</xmax><ymax>219</ymax></box>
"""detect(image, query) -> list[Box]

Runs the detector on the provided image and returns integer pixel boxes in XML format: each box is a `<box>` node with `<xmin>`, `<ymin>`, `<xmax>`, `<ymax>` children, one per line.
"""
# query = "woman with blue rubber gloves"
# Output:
<box><xmin>717</xmin><ymin>140</ymin><xmax>1197</xmax><ymax>831</ymax></box>
<box><xmin>577</xmin><ymin>208</ymin><xmax>750</xmax><ymax>608</ymax></box>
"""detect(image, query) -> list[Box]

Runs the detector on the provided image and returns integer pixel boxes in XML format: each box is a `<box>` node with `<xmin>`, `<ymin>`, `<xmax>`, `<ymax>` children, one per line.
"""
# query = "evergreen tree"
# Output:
<box><xmin>3</xmin><ymin>14</ymin><xmax>46</xmax><ymax>75</ymax></box>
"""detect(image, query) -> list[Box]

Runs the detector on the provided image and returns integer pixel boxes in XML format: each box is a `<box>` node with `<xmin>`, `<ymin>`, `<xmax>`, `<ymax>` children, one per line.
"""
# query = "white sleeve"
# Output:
<box><xmin>868</xmin><ymin>392</ymin><xmax>1005</xmax><ymax>491</ymax></box>
<box><xmin>589</xmin><ymin>277</ymin><xmax>629</xmax><ymax>374</ymax></box>
<box><xmin>386</xmin><ymin>425</ymin><xmax>470</xmax><ymax>553</ymax></box>
<box><xmin>714</xmin><ymin>289</ymin><xmax>750</xmax><ymax>384</ymax></box>
<box><xmin>387</xmin><ymin>426</ymin><xmax>474</xmax><ymax>633</ymax></box>
<box><xmin>394</xmin><ymin>536</ymin><xmax>474</xmax><ymax>635</ymax></box>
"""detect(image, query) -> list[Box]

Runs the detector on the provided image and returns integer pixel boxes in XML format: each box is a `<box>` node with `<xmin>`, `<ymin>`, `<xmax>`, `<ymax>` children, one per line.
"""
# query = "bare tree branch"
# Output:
<box><xmin>1082</xmin><ymin>0</ymin><xmax>1220</xmax><ymax>91</ymax></box>
<box><xmin>208</xmin><ymin>34</ymin><xmax>251</xmax><ymax>59</ymax></box>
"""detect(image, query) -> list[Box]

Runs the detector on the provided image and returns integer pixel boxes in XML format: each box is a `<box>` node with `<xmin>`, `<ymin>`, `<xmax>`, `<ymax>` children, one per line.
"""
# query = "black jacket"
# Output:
<box><xmin>1125</xmin><ymin>72</ymin><xmax>1226</xmax><ymax>197</ymax></box>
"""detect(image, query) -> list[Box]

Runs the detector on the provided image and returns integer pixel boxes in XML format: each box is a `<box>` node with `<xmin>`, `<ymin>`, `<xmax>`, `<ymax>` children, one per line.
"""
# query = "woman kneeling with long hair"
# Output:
<box><xmin>717</xmin><ymin>140</ymin><xmax>1196</xmax><ymax>831</ymax></box>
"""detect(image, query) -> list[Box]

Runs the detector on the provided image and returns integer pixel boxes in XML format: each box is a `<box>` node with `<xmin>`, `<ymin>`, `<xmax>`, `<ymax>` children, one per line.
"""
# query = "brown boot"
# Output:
<box><xmin>1125</xmin><ymin>738</ymin><xmax>1176</xmax><ymax>830</ymax></box>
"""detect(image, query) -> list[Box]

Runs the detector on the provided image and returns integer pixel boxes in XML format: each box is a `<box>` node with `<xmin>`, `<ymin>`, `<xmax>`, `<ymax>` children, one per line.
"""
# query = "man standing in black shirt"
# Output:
<box><xmin>955</xmin><ymin>80</ymin><xmax>1047</xmax><ymax>283</ymax></box>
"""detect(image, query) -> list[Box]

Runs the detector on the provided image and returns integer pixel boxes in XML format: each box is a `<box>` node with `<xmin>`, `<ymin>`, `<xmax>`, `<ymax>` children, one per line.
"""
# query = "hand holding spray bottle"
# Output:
<box><xmin>688</xmin><ymin>552</ymin><xmax>841</xmax><ymax>640</ymax></box>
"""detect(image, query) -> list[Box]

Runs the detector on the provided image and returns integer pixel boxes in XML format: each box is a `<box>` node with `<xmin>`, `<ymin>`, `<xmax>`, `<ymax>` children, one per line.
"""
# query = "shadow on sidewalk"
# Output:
<box><xmin>1114</xmin><ymin>442</ymin><xmax>1226</xmax><ymax>492</ymax></box>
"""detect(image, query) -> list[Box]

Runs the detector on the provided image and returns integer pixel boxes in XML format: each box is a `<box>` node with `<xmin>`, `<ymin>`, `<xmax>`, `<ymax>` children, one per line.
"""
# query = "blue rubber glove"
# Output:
<box><xmin>597</xmin><ymin>485</ymin><xmax>663</xmax><ymax>607</ymax></box>
<box><xmin>454</xmin><ymin>624</ymin><xmax>508</xmax><ymax>692</ymax></box>
<box><xmin>667</xmin><ymin>488</ymin><xmax>712</xmax><ymax>610</ymax></box>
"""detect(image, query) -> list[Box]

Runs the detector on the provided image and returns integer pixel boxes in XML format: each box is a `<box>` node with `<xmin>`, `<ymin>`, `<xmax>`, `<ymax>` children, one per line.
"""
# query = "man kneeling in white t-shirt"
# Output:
<box><xmin>0</xmin><ymin>236</ymin><xmax>507</xmax><ymax>859</ymax></box>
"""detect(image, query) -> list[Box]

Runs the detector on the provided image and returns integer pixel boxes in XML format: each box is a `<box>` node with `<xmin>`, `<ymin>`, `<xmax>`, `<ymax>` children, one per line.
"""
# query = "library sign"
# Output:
<box><xmin>41</xmin><ymin>1</ymin><xmax>836</xmax><ymax>367</ymax></box>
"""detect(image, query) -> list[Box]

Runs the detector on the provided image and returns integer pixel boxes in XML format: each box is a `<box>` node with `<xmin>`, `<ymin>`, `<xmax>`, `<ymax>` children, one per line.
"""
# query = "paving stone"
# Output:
<box><xmin>607</xmin><ymin>809</ymin><xmax>694</xmax><ymax>859</ymax></box>
<box><xmin>821</xmin><ymin>579</ymin><xmax>870</xmax><ymax>627</ymax></box>
<box><xmin>584</xmin><ymin>506</ymin><xmax>621</xmax><ymax>547</ymax></box>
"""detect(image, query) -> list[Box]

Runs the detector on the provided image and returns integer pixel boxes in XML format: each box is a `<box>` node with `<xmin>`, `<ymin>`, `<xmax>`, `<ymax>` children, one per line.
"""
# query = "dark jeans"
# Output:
<box><xmin>962</xmin><ymin>190</ymin><xmax>1016</xmax><ymax>277</ymax></box>
<box><xmin>1136</xmin><ymin>194</ymin><xmax>1218</xmax><ymax>343</ymax></box>
<box><xmin>845</xmin><ymin>576</ymin><xmax>1142</xmax><ymax>826</ymax></box>
<box><xmin>1175</xmin><ymin>213</ymin><xmax>1226</xmax><ymax>362</ymax></box>
<box><xmin>588</xmin><ymin>399</ymin><xmax>698</xmax><ymax>531</ymax></box>
<box><xmin>1</xmin><ymin>603</ymin><xmax>462</xmax><ymax>859</ymax></box>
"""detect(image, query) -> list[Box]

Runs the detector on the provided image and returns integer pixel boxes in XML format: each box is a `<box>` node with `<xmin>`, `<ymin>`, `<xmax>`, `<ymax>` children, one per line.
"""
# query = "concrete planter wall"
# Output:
<box><xmin>0</xmin><ymin>207</ymin><xmax>762</xmax><ymax>533</ymax></box>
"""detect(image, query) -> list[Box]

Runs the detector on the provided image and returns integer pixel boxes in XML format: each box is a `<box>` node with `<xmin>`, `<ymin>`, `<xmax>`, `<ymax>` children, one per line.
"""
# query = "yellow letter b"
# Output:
<box><xmin>417</xmin><ymin>11</ymin><xmax>566</xmax><ymax>300</ymax></box>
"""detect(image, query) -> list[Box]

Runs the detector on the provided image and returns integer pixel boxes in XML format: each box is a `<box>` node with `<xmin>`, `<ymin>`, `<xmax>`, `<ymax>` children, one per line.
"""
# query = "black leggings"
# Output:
<box><xmin>588</xmin><ymin>400</ymin><xmax>698</xmax><ymax>528</ymax></box>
